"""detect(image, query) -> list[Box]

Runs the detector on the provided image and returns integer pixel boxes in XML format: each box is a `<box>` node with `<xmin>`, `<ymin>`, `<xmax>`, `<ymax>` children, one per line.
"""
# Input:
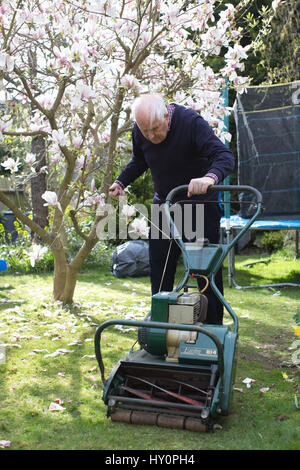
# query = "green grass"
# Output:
<box><xmin>0</xmin><ymin>252</ymin><xmax>299</xmax><ymax>450</ymax></box>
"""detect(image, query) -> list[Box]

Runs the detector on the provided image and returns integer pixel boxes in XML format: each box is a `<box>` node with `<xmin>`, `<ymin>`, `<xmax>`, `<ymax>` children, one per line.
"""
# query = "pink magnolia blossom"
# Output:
<box><xmin>0</xmin><ymin>119</ymin><xmax>10</xmax><ymax>138</ymax></box>
<box><xmin>53</xmin><ymin>46</ymin><xmax>72</xmax><ymax>68</ymax></box>
<box><xmin>140</xmin><ymin>31</ymin><xmax>151</xmax><ymax>45</ymax></box>
<box><xmin>218</xmin><ymin>3</ymin><xmax>235</xmax><ymax>25</ymax></box>
<box><xmin>17</xmin><ymin>6</ymin><xmax>35</xmax><ymax>23</ymax></box>
<box><xmin>272</xmin><ymin>0</ymin><xmax>282</xmax><ymax>10</ymax></box>
<box><xmin>225</xmin><ymin>44</ymin><xmax>250</xmax><ymax>62</ymax></box>
<box><xmin>0</xmin><ymin>52</ymin><xmax>14</xmax><ymax>72</ymax></box>
<box><xmin>73</xmin><ymin>135</ymin><xmax>83</xmax><ymax>149</ymax></box>
<box><xmin>1</xmin><ymin>157</ymin><xmax>20</xmax><ymax>173</ymax></box>
<box><xmin>121</xmin><ymin>204</ymin><xmax>136</xmax><ymax>221</ymax></box>
<box><xmin>76</xmin><ymin>82</ymin><xmax>96</xmax><ymax>102</ymax></box>
<box><xmin>201</xmin><ymin>27</ymin><xmax>227</xmax><ymax>55</ymax></box>
<box><xmin>50</xmin><ymin>146</ymin><xmax>63</xmax><ymax>163</ymax></box>
<box><xmin>121</xmin><ymin>74</ymin><xmax>140</xmax><ymax>92</ymax></box>
<box><xmin>32</xmin><ymin>27</ymin><xmax>46</xmax><ymax>39</ymax></box>
<box><xmin>84</xmin><ymin>18</ymin><xmax>98</xmax><ymax>37</ymax></box>
<box><xmin>101</xmin><ymin>132</ymin><xmax>110</xmax><ymax>143</ymax></box>
<box><xmin>75</xmin><ymin>155</ymin><xmax>86</xmax><ymax>170</ymax></box>
<box><xmin>193</xmin><ymin>4</ymin><xmax>214</xmax><ymax>31</ymax></box>
<box><xmin>42</xmin><ymin>191</ymin><xmax>62</xmax><ymax>212</ymax></box>
<box><xmin>83</xmin><ymin>191</ymin><xmax>94</xmax><ymax>206</ymax></box>
<box><xmin>37</xmin><ymin>93</ymin><xmax>53</xmax><ymax>109</ymax></box>
<box><xmin>232</xmin><ymin>75</ymin><xmax>251</xmax><ymax>94</ymax></box>
<box><xmin>162</xmin><ymin>5</ymin><xmax>180</xmax><ymax>25</ymax></box>
<box><xmin>83</xmin><ymin>190</ymin><xmax>105</xmax><ymax>207</ymax></box>
<box><xmin>52</xmin><ymin>129</ymin><xmax>69</xmax><ymax>147</ymax></box>
<box><xmin>28</xmin><ymin>244</ymin><xmax>48</xmax><ymax>267</ymax></box>
<box><xmin>128</xmin><ymin>217</ymin><xmax>149</xmax><ymax>238</ymax></box>
<box><xmin>25</xmin><ymin>153</ymin><xmax>36</xmax><ymax>164</ymax></box>
<box><xmin>94</xmin><ymin>193</ymin><xmax>105</xmax><ymax>206</ymax></box>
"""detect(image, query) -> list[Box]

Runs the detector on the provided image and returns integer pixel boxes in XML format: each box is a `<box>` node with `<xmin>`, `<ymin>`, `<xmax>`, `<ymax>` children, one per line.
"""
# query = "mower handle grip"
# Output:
<box><xmin>165</xmin><ymin>184</ymin><xmax>262</xmax><ymax>204</ymax></box>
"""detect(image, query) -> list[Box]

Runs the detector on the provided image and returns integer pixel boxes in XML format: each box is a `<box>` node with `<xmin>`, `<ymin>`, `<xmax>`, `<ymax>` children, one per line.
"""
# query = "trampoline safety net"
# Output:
<box><xmin>233</xmin><ymin>81</ymin><xmax>300</xmax><ymax>218</ymax></box>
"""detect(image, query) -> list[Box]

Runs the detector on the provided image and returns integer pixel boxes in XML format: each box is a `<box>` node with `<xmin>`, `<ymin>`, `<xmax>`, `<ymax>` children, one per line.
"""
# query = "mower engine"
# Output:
<box><xmin>138</xmin><ymin>291</ymin><xmax>208</xmax><ymax>362</ymax></box>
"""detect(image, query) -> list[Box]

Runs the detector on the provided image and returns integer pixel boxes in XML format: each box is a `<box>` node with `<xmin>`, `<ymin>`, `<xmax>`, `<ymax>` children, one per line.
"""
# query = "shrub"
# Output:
<box><xmin>0</xmin><ymin>220</ymin><xmax>53</xmax><ymax>273</ymax></box>
<box><xmin>260</xmin><ymin>231</ymin><xmax>284</xmax><ymax>253</ymax></box>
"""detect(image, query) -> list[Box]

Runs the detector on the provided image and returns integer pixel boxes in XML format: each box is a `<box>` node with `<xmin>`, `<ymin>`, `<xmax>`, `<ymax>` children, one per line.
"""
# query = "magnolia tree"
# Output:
<box><xmin>0</xmin><ymin>0</ymin><xmax>280</xmax><ymax>303</ymax></box>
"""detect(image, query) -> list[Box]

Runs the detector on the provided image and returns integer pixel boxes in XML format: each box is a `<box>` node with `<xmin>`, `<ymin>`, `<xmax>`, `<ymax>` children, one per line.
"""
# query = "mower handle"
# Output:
<box><xmin>165</xmin><ymin>184</ymin><xmax>262</xmax><ymax>204</ymax></box>
<box><xmin>163</xmin><ymin>184</ymin><xmax>263</xmax><ymax>330</ymax></box>
<box><xmin>164</xmin><ymin>184</ymin><xmax>262</xmax><ymax>257</ymax></box>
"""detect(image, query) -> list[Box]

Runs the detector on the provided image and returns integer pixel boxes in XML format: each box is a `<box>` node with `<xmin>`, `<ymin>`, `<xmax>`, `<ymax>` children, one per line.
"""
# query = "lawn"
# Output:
<box><xmin>0</xmin><ymin>252</ymin><xmax>299</xmax><ymax>451</ymax></box>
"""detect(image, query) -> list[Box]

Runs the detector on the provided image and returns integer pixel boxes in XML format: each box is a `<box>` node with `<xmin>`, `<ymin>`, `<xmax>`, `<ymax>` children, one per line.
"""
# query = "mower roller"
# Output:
<box><xmin>94</xmin><ymin>185</ymin><xmax>262</xmax><ymax>432</ymax></box>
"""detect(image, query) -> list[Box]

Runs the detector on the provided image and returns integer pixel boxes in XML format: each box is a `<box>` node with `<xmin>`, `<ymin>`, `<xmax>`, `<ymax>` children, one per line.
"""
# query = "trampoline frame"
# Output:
<box><xmin>220</xmin><ymin>215</ymin><xmax>300</xmax><ymax>289</ymax></box>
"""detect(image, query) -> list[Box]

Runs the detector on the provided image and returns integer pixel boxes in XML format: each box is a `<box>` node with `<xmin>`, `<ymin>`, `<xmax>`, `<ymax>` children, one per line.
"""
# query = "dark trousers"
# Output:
<box><xmin>149</xmin><ymin>201</ymin><xmax>224</xmax><ymax>325</ymax></box>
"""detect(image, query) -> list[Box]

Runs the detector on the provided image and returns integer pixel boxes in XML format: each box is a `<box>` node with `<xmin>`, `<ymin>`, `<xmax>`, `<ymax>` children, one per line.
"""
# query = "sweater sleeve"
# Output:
<box><xmin>192</xmin><ymin>115</ymin><xmax>235</xmax><ymax>182</ymax></box>
<box><xmin>115</xmin><ymin>128</ymin><xmax>149</xmax><ymax>188</ymax></box>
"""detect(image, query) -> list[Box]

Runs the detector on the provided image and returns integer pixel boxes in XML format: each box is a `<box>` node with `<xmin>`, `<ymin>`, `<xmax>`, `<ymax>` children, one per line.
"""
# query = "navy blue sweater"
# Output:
<box><xmin>117</xmin><ymin>104</ymin><xmax>234</xmax><ymax>202</ymax></box>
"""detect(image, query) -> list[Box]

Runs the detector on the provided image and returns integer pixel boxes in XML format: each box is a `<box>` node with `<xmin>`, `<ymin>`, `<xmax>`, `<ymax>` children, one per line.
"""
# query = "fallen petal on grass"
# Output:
<box><xmin>44</xmin><ymin>348</ymin><xmax>74</xmax><ymax>357</ymax></box>
<box><xmin>55</xmin><ymin>398</ymin><xmax>64</xmax><ymax>405</ymax></box>
<box><xmin>242</xmin><ymin>377</ymin><xmax>256</xmax><ymax>388</ymax></box>
<box><xmin>0</xmin><ymin>440</ymin><xmax>11</xmax><ymax>448</ymax></box>
<box><xmin>233</xmin><ymin>387</ymin><xmax>245</xmax><ymax>393</ymax></box>
<box><xmin>48</xmin><ymin>402</ymin><xmax>65</xmax><ymax>412</ymax></box>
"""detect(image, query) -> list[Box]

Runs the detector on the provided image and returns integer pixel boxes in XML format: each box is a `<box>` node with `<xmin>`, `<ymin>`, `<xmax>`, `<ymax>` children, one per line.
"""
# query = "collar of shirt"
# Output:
<box><xmin>166</xmin><ymin>103</ymin><xmax>175</xmax><ymax>131</ymax></box>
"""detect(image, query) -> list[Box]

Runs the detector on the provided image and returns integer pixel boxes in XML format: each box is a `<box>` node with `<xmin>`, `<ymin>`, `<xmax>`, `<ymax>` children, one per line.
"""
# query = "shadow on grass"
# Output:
<box><xmin>78</xmin><ymin>264</ymin><xmax>300</xmax><ymax>305</ymax></box>
<box><xmin>231</xmin><ymin>266</ymin><xmax>300</xmax><ymax>285</ymax></box>
<box><xmin>237</xmin><ymin>321</ymin><xmax>292</xmax><ymax>369</ymax></box>
<box><xmin>0</xmin><ymin>284</ymin><xmax>27</xmax><ymax>310</ymax></box>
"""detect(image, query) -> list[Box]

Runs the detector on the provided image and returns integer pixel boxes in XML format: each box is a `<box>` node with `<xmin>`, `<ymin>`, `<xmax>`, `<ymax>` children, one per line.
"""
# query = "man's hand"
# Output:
<box><xmin>187</xmin><ymin>177</ymin><xmax>215</xmax><ymax>197</ymax></box>
<box><xmin>109</xmin><ymin>182</ymin><xmax>126</xmax><ymax>199</ymax></box>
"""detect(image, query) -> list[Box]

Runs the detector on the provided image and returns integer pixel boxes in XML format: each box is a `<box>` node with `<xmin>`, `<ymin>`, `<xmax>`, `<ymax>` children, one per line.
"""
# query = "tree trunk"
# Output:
<box><xmin>51</xmin><ymin>236</ymin><xmax>68</xmax><ymax>301</ymax></box>
<box><xmin>101</xmin><ymin>88</ymin><xmax>125</xmax><ymax>195</ymax></box>
<box><xmin>63</xmin><ymin>264</ymin><xmax>79</xmax><ymax>304</ymax></box>
<box><xmin>61</xmin><ymin>219</ymin><xmax>102</xmax><ymax>303</ymax></box>
<box><xmin>31</xmin><ymin>130</ymin><xmax>48</xmax><ymax>233</ymax></box>
<box><xmin>28</xmin><ymin>47</ymin><xmax>49</xmax><ymax>234</ymax></box>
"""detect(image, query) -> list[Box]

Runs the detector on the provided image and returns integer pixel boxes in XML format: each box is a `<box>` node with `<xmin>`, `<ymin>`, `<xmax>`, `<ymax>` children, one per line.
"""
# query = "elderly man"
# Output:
<box><xmin>109</xmin><ymin>94</ymin><xmax>234</xmax><ymax>324</ymax></box>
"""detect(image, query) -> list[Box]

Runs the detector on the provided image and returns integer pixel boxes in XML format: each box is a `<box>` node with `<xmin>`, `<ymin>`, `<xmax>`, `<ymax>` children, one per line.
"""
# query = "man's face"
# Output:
<box><xmin>136</xmin><ymin>112</ymin><xmax>169</xmax><ymax>144</ymax></box>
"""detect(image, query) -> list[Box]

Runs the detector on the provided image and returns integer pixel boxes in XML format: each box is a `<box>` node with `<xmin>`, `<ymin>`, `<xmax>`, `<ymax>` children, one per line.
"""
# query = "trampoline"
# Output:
<box><xmin>220</xmin><ymin>214</ymin><xmax>300</xmax><ymax>289</ymax></box>
<box><xmin>222</xmin><ymin>81</ymin><xmax>300</xmax><ymax>289</ymax></box>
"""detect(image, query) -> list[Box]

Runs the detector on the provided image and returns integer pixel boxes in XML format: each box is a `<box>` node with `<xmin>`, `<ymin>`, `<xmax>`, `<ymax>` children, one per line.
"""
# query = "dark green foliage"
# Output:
<box><xmin>260</xmin><ymin>231</ymin><xmax>284</xmax><ymax>253</ymax></box>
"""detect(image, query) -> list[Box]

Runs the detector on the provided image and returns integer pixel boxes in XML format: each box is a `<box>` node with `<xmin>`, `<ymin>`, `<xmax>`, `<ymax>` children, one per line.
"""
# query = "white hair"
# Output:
<box><xmin>132</xmin><ymin>94</ymin><xmax>168</xmax><ymax>126</ymax></box>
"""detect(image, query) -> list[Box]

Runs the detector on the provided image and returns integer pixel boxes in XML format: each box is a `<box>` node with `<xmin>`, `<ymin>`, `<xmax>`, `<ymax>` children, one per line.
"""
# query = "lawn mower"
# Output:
<box><xmin>94</xmin><ymin>185</ymin><xmax>262</xmax><ymax>432</ymax></box>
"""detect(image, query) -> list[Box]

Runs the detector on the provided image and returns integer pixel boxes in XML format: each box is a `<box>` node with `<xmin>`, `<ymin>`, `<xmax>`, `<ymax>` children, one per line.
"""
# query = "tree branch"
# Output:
<box><xmin>68</xmin><ymin>214</ymin><xmax>103</xmax><ymax>272</ymax></box>
<box><xmin>13</xmin><ymin>66</ymin><xmax>50</xmax><ymax>118</ymax></box>
<box><xmin>69</xmin><ymin>209</ymin><xmax>88</xmax><ymax>241</ymax></box>
<box><xmin>0</xmin><ymin>191</ymin><xmax>52</xmax><ymax>245</ymax></box>
<box><xmin>48</xmin><ymin>77</ymin><xmax>68</xmax><ymax>120</ymax></box>
<box><xmin>4</xmin><ymin>130</ymin><xmax>49</xmax><ymax>138</ymax></box>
